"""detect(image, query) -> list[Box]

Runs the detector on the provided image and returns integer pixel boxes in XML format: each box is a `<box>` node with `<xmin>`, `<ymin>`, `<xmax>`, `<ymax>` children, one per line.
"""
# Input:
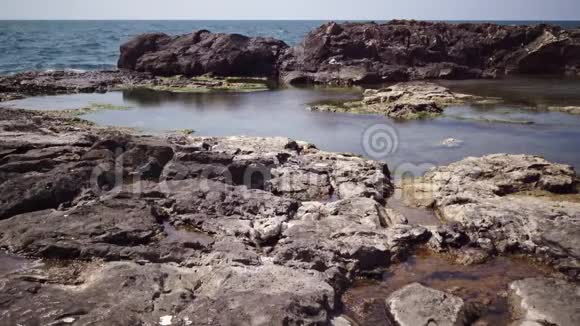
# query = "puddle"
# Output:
<box><xmin>341</xmin><ymin>248</ymin><xmax>553</xmax><ymax>326</ymax></box>
<box><xmin>162</xmin><ymin>221</ymin><xmax>214</xmax><ymax>250</ymax></box>
<box><xmin>387</xmin><ymin>189</ymin><xmax>440</xmax><ymax>225</ymax></box>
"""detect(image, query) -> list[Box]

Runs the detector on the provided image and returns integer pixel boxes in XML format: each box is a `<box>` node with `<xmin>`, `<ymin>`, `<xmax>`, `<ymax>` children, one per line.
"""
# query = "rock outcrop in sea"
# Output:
<box><xmin>117</xmin><ymin>30</ymin><xmax>288</xmax><ymax>77</ymax></box>
<box><xmin>118</xmin><ymin>21</ymin><xmax>580</xmax><ymax>84</ymax></box>
<box><xmin>308</xmin><ymin>81</ymin><xmax>500</xmax><ymax>119</ymax></box>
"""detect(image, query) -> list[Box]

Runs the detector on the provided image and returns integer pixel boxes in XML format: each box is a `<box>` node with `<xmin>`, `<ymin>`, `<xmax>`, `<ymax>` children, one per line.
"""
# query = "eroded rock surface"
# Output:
<box><xmin>309</xmin><ymin>82</ymin><xmax>499</xmax><ymax>119</ymax></box>
<box><xmin>509</xmin><ymin>277</ymin><xmax>580</xmax><ymax>326</ymax></box>
<box><xmin>385</xmin><ymin>283</ymin><xmax>480</xmax><ymax>326</ymax></box>
<box><xmin>0</xmin><ymin>108</ymin><xmax>430</xmax><ymax>325</ymax></box>
<box><xmin>405</xmin><ymin>154</ymin><xmax>580</xmax><ymax>279</ymax></box>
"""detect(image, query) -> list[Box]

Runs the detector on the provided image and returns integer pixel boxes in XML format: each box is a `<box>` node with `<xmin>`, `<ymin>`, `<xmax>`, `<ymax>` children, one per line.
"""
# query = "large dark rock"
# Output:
<box><xmin>118</xmin><ymin>20</ymin><xmax>580</xmax><ymax>84</ymax></box>
<box><xmin>118</xmin><ymin>30</ymin><xmax>289</xmax><ymax>77</ymax></box>
<box><xmin>280</xmin><ymin>21</ymin><xmax>580</xmax><ymax>84</ymax></box>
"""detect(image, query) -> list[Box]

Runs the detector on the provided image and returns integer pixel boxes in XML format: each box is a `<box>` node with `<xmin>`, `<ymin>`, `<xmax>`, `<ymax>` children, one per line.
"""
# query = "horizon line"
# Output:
<box><xmin>1</xmin><ymin>18</ymin><xmax>579</xmax><ymax>22</ymax></box>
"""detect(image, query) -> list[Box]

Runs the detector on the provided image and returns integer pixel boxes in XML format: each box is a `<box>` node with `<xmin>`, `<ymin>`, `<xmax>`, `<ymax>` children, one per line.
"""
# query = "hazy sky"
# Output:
<box><xmin>1</xmin><ymin>0</ymin><xmax>579</xmax><ymax>20</ymax></box>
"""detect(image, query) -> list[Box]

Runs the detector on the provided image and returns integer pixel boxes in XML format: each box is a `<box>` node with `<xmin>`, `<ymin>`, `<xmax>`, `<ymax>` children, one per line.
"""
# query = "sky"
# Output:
<box><xmin>1</xmin><ymin>0</ymin><xmax>579</xmax><ymax>20</ymax></box>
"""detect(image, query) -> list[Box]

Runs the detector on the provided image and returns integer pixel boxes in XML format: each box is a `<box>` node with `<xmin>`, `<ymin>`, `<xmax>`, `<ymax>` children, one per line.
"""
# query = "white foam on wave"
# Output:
<box><xmin>43</xmin><ymin>68</ymin><xmax>87</xmax><ymax>74</ymax></box>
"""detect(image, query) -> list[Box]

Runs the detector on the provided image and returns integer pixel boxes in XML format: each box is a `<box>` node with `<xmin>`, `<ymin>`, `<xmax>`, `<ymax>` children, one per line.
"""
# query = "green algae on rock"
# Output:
<box><xmin>308</xmin><ymin>82</ymin><xmax>502</xmax><ymax>120</ymax></box>
<box><xmin>48</xmin><ymin>102</ymin><xmax>133</xmax><ymax>117</ymax></box>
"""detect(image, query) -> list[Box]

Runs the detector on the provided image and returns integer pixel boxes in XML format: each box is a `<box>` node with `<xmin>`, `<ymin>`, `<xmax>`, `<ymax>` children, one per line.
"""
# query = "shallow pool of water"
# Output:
<box><xmin>3</xmin><ymin>80</ymin><xmax>580</xmax><ymax>176</ymax></box>
<box><xmin>341</xmin><ymin>249</ymin><xmax>553</xmax><ymax>326</ymax></box>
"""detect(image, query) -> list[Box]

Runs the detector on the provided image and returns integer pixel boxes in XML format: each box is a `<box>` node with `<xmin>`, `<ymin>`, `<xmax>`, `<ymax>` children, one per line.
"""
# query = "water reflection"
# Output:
<box><xmin>122</xmin><ymin>88</ymin><xmax>250</xmax><ymax>109</ymax></box>
<box><xmin>441</xmin><ymin>76</ymin><xmax>580</xmax><ymax>107</ymax></box>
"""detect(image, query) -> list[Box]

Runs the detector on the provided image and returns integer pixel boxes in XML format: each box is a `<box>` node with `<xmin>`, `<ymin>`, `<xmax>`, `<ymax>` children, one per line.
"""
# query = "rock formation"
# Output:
<box><xmin>386</xmin><ymin>283</ymin><xmax>481</xmax><ymax>326</ymax></box>
<box><xmin>308</xmin><ymin>81</ymin><xmax>500</xmax><ymax>119</ymax></box>
<box><xmin>280</xmin><ymin>21</ymin><xmax>580</xmax><ymax>84</ymax></box>
<box><xmin>509</xmin><ymin>278</ymin><xmax>580</xmax><ymax>326</ymax></box>
<box><xmin>118</xmin><ymin>31</ymin><xmax>288</xmax><ymax>77</ymax></box>
<box><xmin>0</xmin><ymin>107</ymin><xmax>432</xmax><ymax>325</ymax></box>
<box><xmin>118</xmin><ymin>21</ymin><xmax>580</xmax><ymax>84</ymax></box>
<box><xmin>404</xmin><ymin>154</ymin><xmax>580</xmax><ymax>279</ymax></box>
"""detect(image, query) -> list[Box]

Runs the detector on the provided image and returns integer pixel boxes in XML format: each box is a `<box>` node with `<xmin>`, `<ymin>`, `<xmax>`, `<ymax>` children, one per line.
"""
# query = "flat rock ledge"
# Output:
<box><xmin>308</xmin><ymin>82</ymin><xmax>500</xmax><ymax>119</ymax></box>
<box><xmin>386</xmin><ymin>283</ymin><xmax>481</xmax><ymax>326</ymax></box>
<box><xmin>403</xmin><ymin>153</ymin><xmax>580</xmax><ymax>279</ymax></box>
<box><xmin>0</xmin><ymin>107</ymin><xmax>432</xmax><ymax>325</ymax></box>
<box><xmin>0</xmin><ymin>70</ymin><xmax>272</xmax><ymax>101</ymax></box>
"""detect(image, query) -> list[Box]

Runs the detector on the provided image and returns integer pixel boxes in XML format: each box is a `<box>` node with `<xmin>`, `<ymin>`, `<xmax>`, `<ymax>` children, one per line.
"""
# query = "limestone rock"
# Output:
<box><xmin>0</xmin><ymin>108</ymin><xmax>415</xmax><ymax>325</ymax></box>
<box><xmin>406</xmin><ymin>154</ymin><xmax>580</xmax><ymax>279</ymax></box>
<box><xmin>309</xmin><ymin>82</ymin><xmax>498</xmax><ymax>119</ymax></box>
<box><xmin>386</xmin><ymin>283</ymin><xmax>480</xmax><ymax>326</ymax></box>
<box><xmin>509</xmin><ymin>278</ymin><xmax>580</xmax><ymax>326</ymax></box>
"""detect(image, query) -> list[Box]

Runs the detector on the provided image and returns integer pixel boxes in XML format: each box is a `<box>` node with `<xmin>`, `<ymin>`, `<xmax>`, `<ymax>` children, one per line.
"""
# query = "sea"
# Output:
<box><xmin>0</xmin><ymin>20</ymin><xmax>579</xmax><ymax>75</ymax></box>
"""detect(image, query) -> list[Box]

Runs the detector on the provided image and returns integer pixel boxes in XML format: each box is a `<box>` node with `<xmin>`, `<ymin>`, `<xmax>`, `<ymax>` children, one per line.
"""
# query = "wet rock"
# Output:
<box><xmin>509</xmin><ymin>277</ymin><xmax>580</xmax><ymax>326</ymax></box>
<box><xmin>453</xmin><ymin>248</ymin><xmax>492</xmax><ymax>266</ymax></box>
<box><xmin>118</xmin><ymin>30</ymin><xmax>289</xmax><ymax>77</ymax></box>
<box><xmin>386</xmin><ymin>283</ymin><xmax>481</xmax><ymax>326</ymax></box>
<box><xmin>427</xmin><ymin>224</ymin><xmax>471</xmax><ymax>252</ymax></box>
<box><xmin>280</xmin><ymin>21</ymin><xmax>580</xmax><ymax>85</ymax></box>
<box><xmin>309</xmin><ymin>82</ymin><xmax>499</xmax><ymax>119</ymax></box>
<box><xmin>407</xmin><ymin>154</ymin><xmax>580</xmax><ymax>279</ymax></box>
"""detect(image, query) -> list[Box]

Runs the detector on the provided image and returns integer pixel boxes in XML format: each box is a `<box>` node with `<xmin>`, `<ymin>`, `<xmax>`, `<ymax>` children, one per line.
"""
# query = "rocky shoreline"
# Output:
<box><xmin>0</xmin><ymin>106</ymin><xmax>578</xmax><ymax>325</ymax></box>
<box><xmin>1</xmin><ymin>19</ymin><xmax>580</xmax><ymax>326</ymax></box>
